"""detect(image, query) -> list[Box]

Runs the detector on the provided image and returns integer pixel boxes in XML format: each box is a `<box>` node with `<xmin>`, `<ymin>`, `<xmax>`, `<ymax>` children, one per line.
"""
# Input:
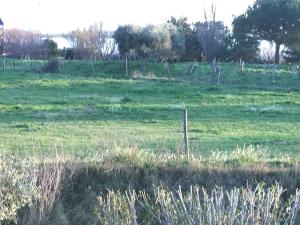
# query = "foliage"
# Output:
<box><xmin>237</xmin><ymin>0</ymin><xmax>300</xmax><ymax>64</ymax></box>
<box><xmin>113</xmin><ymin>25</ymin><xmax>142</xmax><ymax>57</ymax></box>
<box><xmin>168</xmin><ymin>17</ymin><xmax>202</xmax><ymax>61</ymax></box>
<box><xmin>0</xmin><ymin>155</ymin><xmax>37</xmax><ymax>224</ymax></box>
<box><xmin>283</xmin><ymin>48</ymin><xmax>300</xmax><ymax>63</ymax></box>
<box><xmin>113</xmin><ymin>22</ymin><xmax>197</xmax><ymax>61</ymax></box>
<box><xmin>68</xmin><ymin>23</ymin><xmax>116</xmax><ymax>60</ymax></box>
<box><xmin>141</xmin><ymin>24</ymin><xmax>175</xmax><ymax>59</ymax></box>
<box><xmin>232</xmin><ymin>14</ymin><xmax>260</xmax><ymax>62</ymax></box>
<box><xmin>42</xmin><ymin>39</ymin><xmax>59</xmax><ymax>59</ymax></box>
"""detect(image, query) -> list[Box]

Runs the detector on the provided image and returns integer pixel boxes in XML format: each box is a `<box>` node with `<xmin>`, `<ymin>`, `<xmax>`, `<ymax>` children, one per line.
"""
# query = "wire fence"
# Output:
<box><xmin>0</xmin><ymin>56</ymin><xmax>300</xmax><ymax>89</ymax></box>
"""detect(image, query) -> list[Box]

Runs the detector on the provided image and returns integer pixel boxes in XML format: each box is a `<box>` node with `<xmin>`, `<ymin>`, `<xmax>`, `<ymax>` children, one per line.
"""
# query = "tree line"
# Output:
<box><xmin>2</xmin><ymin>0</ymin><xmax>300</xmax><ymax>64</ymax></box>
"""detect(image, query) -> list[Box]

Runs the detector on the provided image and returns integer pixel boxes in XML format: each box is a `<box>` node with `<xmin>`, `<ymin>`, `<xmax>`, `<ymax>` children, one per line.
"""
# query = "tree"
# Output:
<box><xmin>142</xmin><ymin>23</ymin><xmax>174</xmax><ymax>59</ymax></box>
<box><xmin>215</xmin><ymin>27</ymin><xmax>236</xmax><ymax>62</ymax></box>
<box><xmin>195</xmin><ymin>5</ymin><xmax>228</xmax><ymax>64</ymax></box>
<box><xmin>113</xmin><ymin>24</ymin><xmax>176</xmax><ymax>60</ymax></box>
<box><xmin>4</xmin><ymin>28</ymin><xmax>43</xmax><ymax>59</ymax></box>
<box><xmin>43</xmin><ymin>39</ymin><xmax>58</xmax><ymax>59</ymax></box>
<box><xmin>71</xmin><ymin>23</ymin><xmax>116</xmax><ymax>60</ymax></box>
<box><xmin>168</xmin><ymin>17</ymin><xmax>202</xmax><ymax>61</ymax></box>
<box><xmin>232</xmin><ymin>14</ymin><xmax>260</xmax><ymax>62</ymax></box>
<box><xmin>40</xmin><ymin>39</ymin><xmax>59</xmax><ymax>73</ymax></box>
<box><xmin>113</xmin><ymin>25</ymin><xmax>142</xmax><ymax>57</ymax></box>
<box><xmin>240</xmin><ymin>0</ymin><xmax>300</xmax><ymax>64</ymax></box>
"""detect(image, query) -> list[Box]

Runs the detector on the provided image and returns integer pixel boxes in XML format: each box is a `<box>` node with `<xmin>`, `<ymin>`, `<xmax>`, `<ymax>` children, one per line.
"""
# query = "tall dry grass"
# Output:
<box><xmin>96</xmin><ymin>185</ymin><xmax>300</xmax><ymax>225</ymax></box>
<box><xmin>19</xmin><ymin>155</ymin><xmax>76</xmax><ymax>225</ymax></box>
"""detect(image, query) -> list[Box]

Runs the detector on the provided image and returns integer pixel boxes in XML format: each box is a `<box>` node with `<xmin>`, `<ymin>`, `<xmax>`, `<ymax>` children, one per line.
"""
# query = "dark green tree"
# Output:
<box><xmin>232</xmin><ymin>14</ymin><xmax>260</xmax><ymax>62</ymax></box>
<box><xmin>113</xmin><ymin>25</ymin><xmax>142</xmax><ymax>56</ymax></box>
<box><xmin>41</xmin><ymin>39</ymin><xmax>59</xmax><ymax>73</ymax></box>
<box><xmin>217</xmin><ymin>28</ymin><xmax>235</xmax><ymax>62</ymax></box>
<box><xmin>47</xmin><ymin>39</ymin><xmax>59</xmax><ymax>59</ymax></box>
<box><xmin>241</xmin><ymin>0</ymin><xmax>300</xmax><ymax>64</ymax></box>
<box><xmin>168</xmin><ymin>17</ymin><xmax>202</xmax><ymax>61</ymax></box>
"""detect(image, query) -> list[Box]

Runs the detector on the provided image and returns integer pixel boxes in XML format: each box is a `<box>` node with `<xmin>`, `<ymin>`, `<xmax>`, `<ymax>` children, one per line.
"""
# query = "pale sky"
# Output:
<box><xmin>0</xmin><ymin>0</ymin><xmax>255</xmax><ymax>34</ymax></box>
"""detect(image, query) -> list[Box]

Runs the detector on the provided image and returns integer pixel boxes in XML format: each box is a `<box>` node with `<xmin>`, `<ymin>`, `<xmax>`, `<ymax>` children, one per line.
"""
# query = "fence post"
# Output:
<box><xmin>164</xmin><ymin>62</ymin><xmax>170</xmax><ymax>76</ymax></box>
<box><xmin>241</xmin><ymin>61</ymin><xmax>245</xmax><ymax>72</ymax></box>
<box><xmin>125</xmin><ymin>58</ymin><xmax>128</xmax><ymax>76</ymax></box>
<box><xmin>272</xmin><ymin>64</ymin><xmax>277</xmax><ymax>84</ymax></box>
<box><xmin>3</xmin><ymin>55</ymin><xmax>6</xmax><ymax>70</ymax></box>
<box><xmin>183</xmin><ymin>109</ymin><xmax>189</xmax><ymax>161</ymax></box>
<box><xmin>189</xmin><ymin>63</ymin><xmax>196</xmax><ymax>76</ymax></box>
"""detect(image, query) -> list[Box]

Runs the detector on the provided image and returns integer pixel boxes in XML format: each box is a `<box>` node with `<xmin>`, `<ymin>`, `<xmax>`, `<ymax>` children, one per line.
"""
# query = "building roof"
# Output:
<box><xmin>0</xmin><ymin>18</ymin><xmax>3</xmax><ymax>26</ymax></box>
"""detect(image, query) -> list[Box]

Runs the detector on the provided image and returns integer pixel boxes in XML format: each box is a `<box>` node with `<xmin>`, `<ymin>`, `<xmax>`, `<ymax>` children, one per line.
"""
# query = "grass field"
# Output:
<box><xmin>0</xmin><ymin>60</ymin><xmax>300</xmax><ymax>161</ymax></box>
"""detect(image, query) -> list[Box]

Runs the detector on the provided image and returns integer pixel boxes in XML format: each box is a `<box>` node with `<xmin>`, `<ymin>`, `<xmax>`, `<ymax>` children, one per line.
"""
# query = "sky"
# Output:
<box><xmin>0</xmin><ymin>0</ymin><xmax>255</xmax><ymax>34</ymax></box>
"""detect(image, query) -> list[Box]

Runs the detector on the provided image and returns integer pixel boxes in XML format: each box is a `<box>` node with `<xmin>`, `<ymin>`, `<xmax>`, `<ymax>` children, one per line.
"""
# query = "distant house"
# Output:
<box><xmin>51</xmin><ymin>37</ymin><xmax>73</xmax><ymax>50</ymax></box>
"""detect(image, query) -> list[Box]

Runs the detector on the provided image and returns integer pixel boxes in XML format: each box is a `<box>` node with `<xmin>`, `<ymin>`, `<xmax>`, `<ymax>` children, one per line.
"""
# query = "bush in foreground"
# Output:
<box><xmin>0</xmin><ymin>155</ymin><xmax>38</xmax><ymax>224</ymax></box>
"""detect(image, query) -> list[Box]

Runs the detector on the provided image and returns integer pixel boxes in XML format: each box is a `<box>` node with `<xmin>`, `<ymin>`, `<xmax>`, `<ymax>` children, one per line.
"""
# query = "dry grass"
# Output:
<box><xmin>19</xmin><ymin>155</ymin><xmax>76</xmax><ymax>225</ymax></box>
<box><xmin>95</xmin><ymin>185</ymin><xmax>300</xmax><ymax>225</ymax></box>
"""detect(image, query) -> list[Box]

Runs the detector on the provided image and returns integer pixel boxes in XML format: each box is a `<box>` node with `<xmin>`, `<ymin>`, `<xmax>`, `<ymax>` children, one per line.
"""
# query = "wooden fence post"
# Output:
<box><xmin>241</xmin><ymin>61</ymin><xmax>245</xmax><ymax>72</ymax></box>
<box><xmin>272</xmin><ymin>64</ymin><xmax>276</xmax><ymax>84</ymax></box>
<box><xmin>125</xmin><ymin>58</ymin><xmax>128</xmax><ymax>76</ymax></box>
<box><xmin>189</xmin><ymin>62</ymin><xmax>196</xmax><ymax>76</ymax></box>
<box><xmin>183</xmin><ymin>109</ymin><xmax>189</xmax><ymax>161</ymax></box>
<box><xmin>3</xmin><ymin>55</ymin><xmax>6</xmax><ymax>70</ymax></box>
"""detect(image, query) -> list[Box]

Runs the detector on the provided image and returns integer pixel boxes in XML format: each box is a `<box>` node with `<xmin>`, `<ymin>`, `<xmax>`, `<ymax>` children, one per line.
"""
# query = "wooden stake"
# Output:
<box><xmin>183</xmin><ymin>109</ymin><xmax>189</xmax><ymax>161</ymax></box>
<box><xmin>189</xmin><ymin>63</ymin><xmax>195</xmax><ymax>76</ymax></box>
<box><xmin>164</xmin><ymin>62</ymin><xmax>170</xmax><ymax>76</ymax></box>
<box><xmin>217</xmin><ymin>68</ymin><xmax>220</xmax><ymax>85</ymax></box>
<box><xmin>125</xmin><ymin>58</ymin><xmax>128</xmax><ymax>76</ymax></box>
<box><xmin>89</xmin><ymin>58</ymin><xmax>94</xmax><ymax>76</ymax></box>
<box><xmin>241</xmin><ymin>61</ymin><xmax>245</xmax><ymax>72</ymax></box>
<box><xmin>272</xmin><ymin>64</ymin><xmax>276</xmax><ymax>84</ymax></box>
<box><xmin>3</xmin><ymin>55</ymin><xmax>5</xmax><ymax>70</ymax></box>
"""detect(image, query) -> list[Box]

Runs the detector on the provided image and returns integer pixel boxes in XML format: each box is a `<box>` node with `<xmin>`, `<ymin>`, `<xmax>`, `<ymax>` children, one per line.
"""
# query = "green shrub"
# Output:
<box><xmin>41</xmin><ymin>59</ymin><xmax>59</xmax><ymax>73</ymax></box>
<box><xmin>0</xmin><ymin>155</ymin><xmax>38</xmax><ymax>224</ymax></box>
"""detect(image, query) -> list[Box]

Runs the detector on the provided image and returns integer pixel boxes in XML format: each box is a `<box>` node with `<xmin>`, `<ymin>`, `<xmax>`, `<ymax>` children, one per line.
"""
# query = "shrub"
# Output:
<box><xmin>0</xmin><ymin>155</ymin><xmax>38</xmax><ymax>224</ymax></box>
<box><xmin>41</xmin><ymin>59</ymin><xmax>59</xmax><ymax>73</ymax></box>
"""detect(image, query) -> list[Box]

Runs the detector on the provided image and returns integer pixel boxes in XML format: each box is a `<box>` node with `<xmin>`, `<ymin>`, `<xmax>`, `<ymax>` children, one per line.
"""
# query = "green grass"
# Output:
<box><xmin>0</xmin><ymin>60</ymin><xmax>300</xmax><ymax>161</ymax></box>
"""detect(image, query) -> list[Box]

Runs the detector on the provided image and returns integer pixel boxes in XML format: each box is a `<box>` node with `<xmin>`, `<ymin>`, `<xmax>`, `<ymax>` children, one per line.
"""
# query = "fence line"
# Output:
<box><xmin>0</xmin><ymin>57</ymin><xmax>299</xmax><ymax>88</ymax></box>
